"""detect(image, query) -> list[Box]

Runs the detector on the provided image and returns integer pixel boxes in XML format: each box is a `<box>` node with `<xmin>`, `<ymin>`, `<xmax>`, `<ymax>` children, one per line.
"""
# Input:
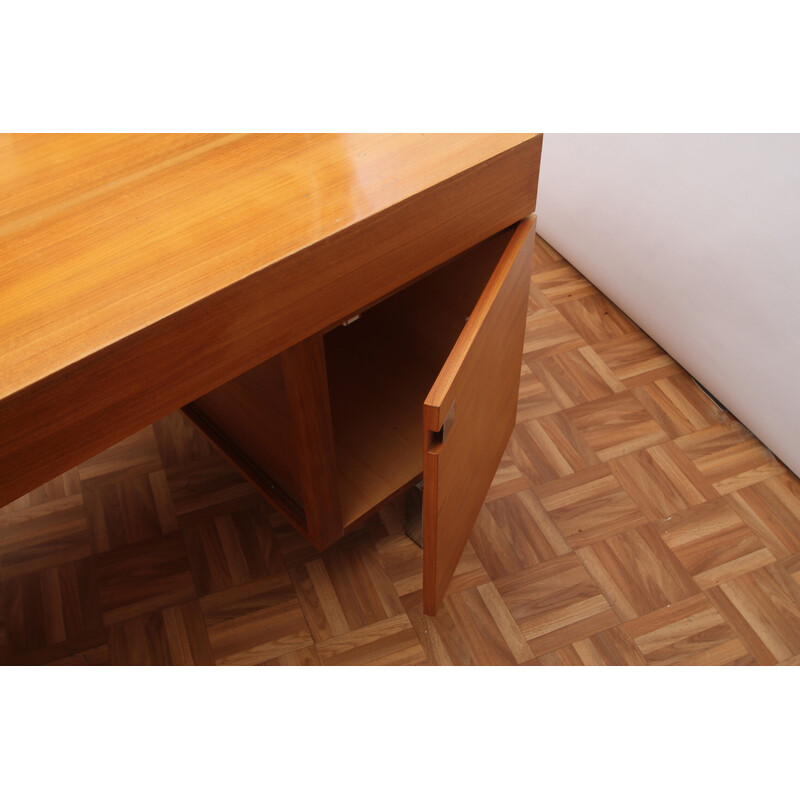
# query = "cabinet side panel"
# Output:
<box><xmin>282</xmin><ymin>335</ymin><xmax>344</xmax><ymax>550</ymax></box>
<box><xmin>423</xmin><ymin>217</ymin><xmax>537</xmax><ymax>615</ymax></box>
<box><xmin>186</xmin><ymin>355</ymin><xmax>303</xmax><ymax>503</ymax></box>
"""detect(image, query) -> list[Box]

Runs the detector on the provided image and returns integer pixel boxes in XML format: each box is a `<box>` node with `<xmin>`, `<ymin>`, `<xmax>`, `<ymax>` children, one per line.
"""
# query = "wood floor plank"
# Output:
<box><xmin>182</xmin><ymin>505</ymin><xmax>284</xmax><ymax>597</ymax></box>
<box><xmin>152</xmin><ymin>411</ymin><xmax>215</xmax><ymax>468</ymax></box>
<box><xmin>538</xmin><ymin>626</ymin><xmax>648</xmax><ymax>666</ymax></box>
<box><xmin>3</xmin><ymin>629</ymin><xmax>110</xmax><ymax>666</ymax></box>
<box><xmin>83</xmin><ymin>474</ymin><xmax>165</xmax><ymax>553</ymax></box>
<box><xmin>259</xmin><ymin>646</ymin><xmax>322</xmax><ymax>666</ymax></box>
<box><xmin>508</xmin><ymin>414</ymin><xmax>601</xmax><ymax>486</ymax></box>
<box><xmin>165</xmin><ymin>457</ymin><xmax>261</xmax><ymax>526</ymax></box>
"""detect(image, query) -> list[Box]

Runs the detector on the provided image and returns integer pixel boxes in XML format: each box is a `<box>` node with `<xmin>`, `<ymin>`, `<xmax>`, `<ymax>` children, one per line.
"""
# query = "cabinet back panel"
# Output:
<box><xmin>324</xmin><ymin>227</ymin><xmax>516</xmax><ymax>529</ymax></box>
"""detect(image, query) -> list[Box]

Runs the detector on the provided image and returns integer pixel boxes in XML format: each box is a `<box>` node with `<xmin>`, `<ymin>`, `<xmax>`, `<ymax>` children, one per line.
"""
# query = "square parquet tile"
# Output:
<box><xmin>470</xmin><ymin>491</ymin><xmax>570</xmax><ymax>579</ymax></box>
<box><xmin>577</xmin><ymin>525</ymin><xmax>699</xmax><ymax>622</ymax></box>
<box><xmin>725</xmin><ymin>474</ymin><xmax>800</xmax><ymax>558</ymax></box>
<box><xmin>658</xmin><ymin>499</ymin><xmax>776</xmax><ymax>589</ymax></box>
<box><xmin>0</xmin><ymin>495</ymin><xmax>91</xmax><ymax>581</ymax></box>
<box><xmin>564</xmin><ymin>391</ymin><xmax>670</xmax><ymax>462</ymax></box>
<box><xmin>200</xmin><ymin>573</ymin><xmax>313</xmax><ymax>665</ymax></box>
<box><xmin>592</xmin><ymin>332</ymin><xmax>684</xmax><ymax>387</ymax></box>
<box><xmin>82</xmin><ymin>472</ymin><xmax>173</xmax><ymax>553</ymax></box>
<box><xmin>523</xmin><ymin>307</ymin><xmax>586</xmax><ymax>360</ymax></box>
<box><xmin>530</xmin><ymin>262</ymin><xmax>597</xmax><ymax>304</ymax></box>
<box><xmin>495</xmin><ymin>552</ymin><xmax>620</xmax><ymax>657</ymax></box>
<box><xmin>108</xmin><ymin>600</ymin><xmax>215</xmax><ymax>665</ymax></box>
<box><xmin>507</xmin><ymin>414</ymin><xmax>600</xmax><ymax>485</ymax></box>
<box><xmin>77</xmin><ymin>428</ymin><xmax>163</xmax><ymax>486</ymax></box>
<box><xmin>608</xmin><ymin>441</ymin><xmax>717</xmax><ymax>522</ymax></box>
<box><xmin>182</xmin><ymin>505</ymin><xmax>285</xmax><ymax>597</ymax></box>
<box><xmin>631</xmin><ymin>374</ymin><xmax>721</xmax><ymax>438</ymax></box>
<box><xmin>707</xmin><ymin>566</ymin><xmax>800</xmax><ymax>665</ymax></box>
<box><xmin>556</xmin><ymin>293</ymin><xmax>639</xmax><ymax>344</ymax></box>
<box><xmin>2</xmin><ymin>557</ymin><xmax>101</xmax><ymax>654</ymax></box>
<box><xmin>528</xmin><ymin>347</ymin><xmax>623</xmax><ymax>409</ymax></box>
<box><xmin>535</xmin><ymin>465</ymin><xmax>648</xmax><ymax>547</ymax></box>
<box><xmin>95</xmin><ymin>535</ymin><xmax>196</xmax><ymax>626</ymax></box>
<box><xmin>622</xmin><ymin>594</ymin><xmax>754</xmax><ymax>666</ymax></box>
<box><xmin>3</xmin><ymin>630</ymin><xmax>110</xmax><ymax>666</ymax></box>
<box><xmin>675</xmin><ymin>424</ymin><xmax>787</xmax><ymax>495</ymax></box>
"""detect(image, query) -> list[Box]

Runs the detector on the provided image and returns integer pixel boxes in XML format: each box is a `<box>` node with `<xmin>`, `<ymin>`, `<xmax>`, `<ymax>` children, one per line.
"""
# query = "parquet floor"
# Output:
<box><xmin>3</xmin><ymin>235</ymin><xmax>800</xmax><ymax>666</ymax></box>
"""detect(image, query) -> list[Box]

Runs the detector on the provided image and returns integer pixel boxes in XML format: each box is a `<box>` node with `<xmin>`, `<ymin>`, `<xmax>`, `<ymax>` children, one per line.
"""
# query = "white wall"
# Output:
<box><xmin>535</xmin><ymin>134</ymin><xmax>800</xmax><ymax>477</ymax></box>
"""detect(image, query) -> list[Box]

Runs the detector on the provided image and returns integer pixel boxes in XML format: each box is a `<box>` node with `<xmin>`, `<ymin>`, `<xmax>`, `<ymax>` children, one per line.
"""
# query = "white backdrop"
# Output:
<box><xmin>535</xmin><ymin>134</ymin><xmax>800</xmax><ymax>477</ymax></box>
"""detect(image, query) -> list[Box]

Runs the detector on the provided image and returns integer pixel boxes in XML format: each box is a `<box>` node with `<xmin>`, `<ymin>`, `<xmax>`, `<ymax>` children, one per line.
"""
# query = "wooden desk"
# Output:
<box><xmin>0</xmin><ymin>133</ymin><xmax>543</xmax><ymax>613</ymax></box>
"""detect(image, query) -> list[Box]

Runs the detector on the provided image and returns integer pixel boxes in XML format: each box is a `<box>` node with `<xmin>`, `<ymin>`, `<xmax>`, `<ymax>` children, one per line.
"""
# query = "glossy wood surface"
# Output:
<box><xmin>423</xmin><ymin>217</ymin><xmax>537</xmax><ymax>614</ymax></box>
<box><xmin>0</xmin><ymin>133</ymin><xmax>543</xmax><ymax>507</ymax></box>
<box><xmin>8</xmin><ymin>235</ymin><xmax>800</xmax><ymax>665</ymax></box>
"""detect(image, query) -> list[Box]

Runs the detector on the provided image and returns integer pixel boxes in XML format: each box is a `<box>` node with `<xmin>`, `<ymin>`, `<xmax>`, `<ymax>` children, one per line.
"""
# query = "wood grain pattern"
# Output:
<box><xmin>4</xmin><ymin>233</ymin><xmax>800</xmax><ymax>665</ymax></box>
<box><xmin>185</xmin><ymin>354</ymin><xmax>303</xmax><ymax>505</ymax></box>
<box><xmin>0</xmin><ymin>133</ymin><xmax>543</xmax><ymax>507</ymax></box>
<box><xmin>423</xmin><ymin>216</ymin><xmax>536</xmax><ymax>614</ymax></box>
<box><xmin>281</xmin><ymin>336</ymin><xmax>344</xmax><ymax>548</ymax></box>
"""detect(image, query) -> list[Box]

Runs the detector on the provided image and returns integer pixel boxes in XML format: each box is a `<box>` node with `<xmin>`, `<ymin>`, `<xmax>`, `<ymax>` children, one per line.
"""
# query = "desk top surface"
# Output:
<box><xmin>0</xmin><ymin>132</ymin><xmax>542</xmax><ymax>506</ymax></box>
<box><xmin>0</xmin><ymin>133</ymin><xmax>537</xmax><ymax>402</ymax></box>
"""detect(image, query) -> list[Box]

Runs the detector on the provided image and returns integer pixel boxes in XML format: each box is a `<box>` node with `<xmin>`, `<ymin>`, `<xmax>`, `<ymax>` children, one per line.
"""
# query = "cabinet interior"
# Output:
<box><xmin>185</xmin><ymin>225</ymin><xmax>516</xmax><ymax>540</ymax></box>
<box><xmin>324</xmin><ymin>226</ymin><xmax>515</xmax><ymax>529</ymax></box>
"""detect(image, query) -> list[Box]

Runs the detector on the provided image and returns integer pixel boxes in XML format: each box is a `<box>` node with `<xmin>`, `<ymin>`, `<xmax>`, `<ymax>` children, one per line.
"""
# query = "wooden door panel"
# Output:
<box><xmin>423</xmin><ymin>216</ymin><xmax>537</xmax><ymax>615</ymax></box>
